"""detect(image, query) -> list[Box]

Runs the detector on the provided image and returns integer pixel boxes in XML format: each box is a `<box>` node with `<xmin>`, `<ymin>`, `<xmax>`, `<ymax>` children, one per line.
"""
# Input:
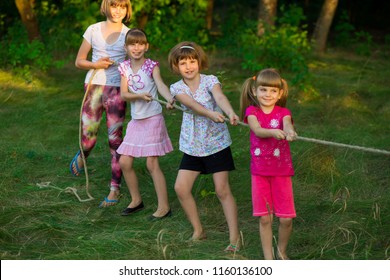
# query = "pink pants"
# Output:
<box><xmin>251</xmin><ymin>175</ymin><xmax>296</xmax><ymax>218</ymax></box>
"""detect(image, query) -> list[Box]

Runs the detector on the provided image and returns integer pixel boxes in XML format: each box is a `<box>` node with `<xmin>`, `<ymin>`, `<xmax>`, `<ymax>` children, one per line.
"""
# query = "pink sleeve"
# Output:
<box><xmin>244</xmin><ymin>106</ymin><xmax>256</xmax><ymax>123</ymax></box>
<box><xmin>118</xmin><ymin>60</ymin><xmax>130</xmax><ymax>77</ymax></box>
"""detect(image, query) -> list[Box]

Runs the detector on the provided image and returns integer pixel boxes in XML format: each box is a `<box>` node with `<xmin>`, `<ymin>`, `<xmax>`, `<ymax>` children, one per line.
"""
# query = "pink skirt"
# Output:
<box><xmin>117</xmin><ymin>114</ymin><xmax>173</xmax><ymax>157</ymax></box>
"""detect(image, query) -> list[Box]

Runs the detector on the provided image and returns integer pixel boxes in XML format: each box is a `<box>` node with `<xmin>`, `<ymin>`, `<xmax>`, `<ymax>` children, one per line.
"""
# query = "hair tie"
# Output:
<box><xmin>252</xmin><ymin>76</ymin><xmax>256</xmax><ymax>81</ymax></box>
<box><xmin>180</xmin><ymin>46</ymin><xmax>195</xmax><ymax>50</ymax></box>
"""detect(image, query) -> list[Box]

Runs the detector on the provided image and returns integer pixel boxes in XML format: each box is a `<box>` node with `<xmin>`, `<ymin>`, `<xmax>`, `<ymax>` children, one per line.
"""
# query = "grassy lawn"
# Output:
<box><xmin>0</xmin><ymin>48</ymin><xmax>389</xmax><ymax>260</ymax></box>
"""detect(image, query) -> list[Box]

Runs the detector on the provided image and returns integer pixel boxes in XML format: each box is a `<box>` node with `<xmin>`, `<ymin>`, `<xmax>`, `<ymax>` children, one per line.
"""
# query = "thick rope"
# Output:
<box><xmin>74</xmin><ymin>69</ymin><xmax>98</xmax><ymax>201</ymax></box>
<box><xmin>153</xmin><ymin>97</ymin><xmax>390</xmax><ymax>156</ymax></box>
<box><xmin>295</xmin><ymin>136</ymin><xmax>390</xmax><ymax>155</ymax></box>
<box><xmin>63</xmin><ymin>70</ymin><xmax>98</xmax><ymax>202</ymax></box>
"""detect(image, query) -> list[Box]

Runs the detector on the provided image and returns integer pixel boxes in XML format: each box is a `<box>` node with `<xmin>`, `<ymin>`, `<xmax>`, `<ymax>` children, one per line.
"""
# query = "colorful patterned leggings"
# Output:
<box><xmin>80</xmin><ymin>84</ymin><xmax>126</xmax><ymax>190</ymax></box>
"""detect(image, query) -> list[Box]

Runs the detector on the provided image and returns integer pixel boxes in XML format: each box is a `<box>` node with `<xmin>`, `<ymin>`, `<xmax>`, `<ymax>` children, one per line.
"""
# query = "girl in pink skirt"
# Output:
<box><xmin>117</xmin><ymin>28</ymin><xmax>174</xmax><ymax>219</ymax></box>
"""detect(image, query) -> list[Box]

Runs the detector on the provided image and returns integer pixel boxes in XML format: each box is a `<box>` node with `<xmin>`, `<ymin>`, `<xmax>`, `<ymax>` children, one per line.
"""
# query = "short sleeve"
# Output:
<box><xmin>82</xmin><ymin>25</ymin><xmax>93</xmax><ymax>44</ymax></box>
<box><xmin>244</xmin><ymin>105</ymin><xmax>258</xmax><ymax>123</ymax></box>
<box><xmin>206</xmin><ymin>75</ymin><xmax>220</xmax><ymax>92</ymax></box>
<box><xmin>170</xmin><ymin>82</ymin><xmax>182</xmax><ymax>98</ymax></box>
<box><xmin>280</xmin><ymin>107</ymin><xmax>292</xmax><ymax>118</ymax></box>
<box><xmin>142</xmin><ymin>59</ymin><xmax>159</xmax><ymax>77</ymax></box>
<box><xmin>118</xmin><ymin>60</ymin><xmax>131</xmax><ymax>77</ymax></box>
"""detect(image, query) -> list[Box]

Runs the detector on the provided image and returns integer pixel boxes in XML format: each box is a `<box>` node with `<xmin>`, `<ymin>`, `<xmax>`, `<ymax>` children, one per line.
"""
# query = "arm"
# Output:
<box><xmin>174</xmin><ymin>93</ymin><xmax>226</xmax><ymax>123</ymax></box>
<box><xmin>283</xmin><ymin>115</ymin><xmax>297</xmax><ymax>141</ymax></box>
<box><xmin>75</xmin><ymin>39</ymin><xmax>114</xmax><ymax>70</ymax></box>
<box><xmin>210</xmin><ymin>83</ymin><xmax>239</xmax><ymax>125</ymax></box>
<box><xmin>247</xmin><ymin>115</ymin><xmax>287</xmax><ymax>140</ymax></box>
<box><xmin>120</xmin><ymin>76</ymin><xmax>152</xmax><ymax>102</ymax></box>
<box><xmin>152</xmin><ymin>66</ymin><xmax>175</xmax><ymax>109</ymax></box>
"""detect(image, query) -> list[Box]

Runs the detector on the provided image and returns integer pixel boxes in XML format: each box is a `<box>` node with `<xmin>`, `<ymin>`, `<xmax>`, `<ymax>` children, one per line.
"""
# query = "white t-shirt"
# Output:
<box><xmin>83</xmin><ymin>22</ymin><xmax>129</xmax><ymax>86</ymax></box>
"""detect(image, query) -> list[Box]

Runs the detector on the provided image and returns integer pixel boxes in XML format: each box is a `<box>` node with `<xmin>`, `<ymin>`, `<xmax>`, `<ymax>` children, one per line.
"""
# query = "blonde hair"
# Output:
<box><xmin>125</xmin><ymin>28</ymin><xmax>148</xmax><ymax>45</ymax></box>
<box><xmin>100</xmin><ymin>0</ymin><xmax>132</xmax><ymax>23</ymax></box>
<box><xmin>168</xmin><ymin>41</ymin><xmax>208</xmax><ymax>75</ymax></box>
<box><xmin>239</xmin><ymin>68</ymin><xmax>288</xmax><ymax>120</ymax></box>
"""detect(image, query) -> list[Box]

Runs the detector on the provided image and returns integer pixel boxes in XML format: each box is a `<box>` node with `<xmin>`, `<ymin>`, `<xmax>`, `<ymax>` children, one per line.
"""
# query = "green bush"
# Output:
<box><xmin>138</xmin><ymin>1</ymin><xmax>210</xmax><ymax>52</ymax></box>
<box><xmin>333</xmin><ymin>10</ymin><xmax>373</xmax><ymax>56</ymax></box>
<box><xmin>0</xmin><ymin>22</ymin><xmax>52</xmax><ymax>74</ymax></box>
<box><xmin>239</xmin><ymin>5</ymin><xmax>311</xmax><ymax>87</ymax></box>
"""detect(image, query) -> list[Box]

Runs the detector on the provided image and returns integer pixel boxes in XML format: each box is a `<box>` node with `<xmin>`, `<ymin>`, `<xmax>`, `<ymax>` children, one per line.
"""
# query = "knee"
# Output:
<box><xmin>279</xmin><ymin>218</ymin><xmax>293</xmax><ymax>228</ymax></box>
<box><xmin>146</xmin><ymin>157</ymin><xmax>158</xmax><ymax>173</ymax></box>
<box><xmin>108</xmin><ymin>124</ymin><xmax>124</xmax><ymax>150</ymax></box>
<box><xmin>260</xmin><ymin>215</ymin><xmax>273</xmax><ymax>227</ymax></box>
<box><xmin>215</xmin><ymin>184</ymin><xmax>230</xmax><ymax>200</ymax></box>
<box><xmin>174</xmin><ymin>182</ymin><xmax>190</xmax><ymax>199</ymax></box>
<box><xmin>119</xmin><ymin>156</ymin><xmax>131</xmax><ymax>170</ymax></box>
<box><xmin>174</xmin><ymin>183</ymin><xmax>184</xmax><ymax>198</ymax></box>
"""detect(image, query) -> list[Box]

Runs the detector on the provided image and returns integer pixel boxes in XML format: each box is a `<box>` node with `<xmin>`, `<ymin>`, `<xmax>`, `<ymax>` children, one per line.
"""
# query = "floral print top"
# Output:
<box><xmin>244</xmin><ymin>105</ymin><xmax>294</xmax><ymax>176</ymax></box>
<box><xmin>170</xmin><ymin>74</ymin><xmax>232</xmax><ymax>156</ymax></box>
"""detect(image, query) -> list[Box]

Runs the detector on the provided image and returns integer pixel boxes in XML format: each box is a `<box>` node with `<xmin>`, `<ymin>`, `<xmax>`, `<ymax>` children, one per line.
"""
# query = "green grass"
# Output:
<box><xmin>0</xmin><ymin>48</ymin><xmax>389</xmax><ymax>260</ymax></box>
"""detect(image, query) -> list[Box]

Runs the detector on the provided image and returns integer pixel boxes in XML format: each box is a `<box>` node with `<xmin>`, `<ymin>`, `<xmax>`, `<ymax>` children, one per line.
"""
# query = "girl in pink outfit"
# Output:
<box><xmin>240</xmin><ymin>68</ymin><xmax>298</xmax><ymax>260</ymax></box>
<box><xmin>117</xmin><ymin>28</ymin><xmax>174</xmax><ymax>220</ymax></box>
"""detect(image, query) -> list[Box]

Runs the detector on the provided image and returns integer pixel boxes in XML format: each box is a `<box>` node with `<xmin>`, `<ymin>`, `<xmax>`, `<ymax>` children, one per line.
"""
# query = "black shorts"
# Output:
<box><xmin>179</xmin><ymin>146</ymin><xmax>236</xmax><ymax>174</ymax></box>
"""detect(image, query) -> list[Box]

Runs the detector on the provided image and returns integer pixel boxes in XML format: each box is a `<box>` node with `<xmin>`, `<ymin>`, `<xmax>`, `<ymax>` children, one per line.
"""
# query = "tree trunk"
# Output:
<box><xmin>15</xmin><ymin>0</ymin><xmax>40</xmax><ymax>41</ymax></box>
<box><xmin>257</xmin><ymin>0</ymin><xmax>278</xmax><ymax>36</ymax></box>
<box><xmin>206</xmin><ymin>0</ymin><xmax>214</xmax><ymax>30</ymax></box>
<box><xmin>312</xmin><ymin>0</ymin><xmax>339</xmax><ymax>53</ymax></box>
<box><xmin>137</xmin><ymin>12</ymin><xmax>149</xmax><ymax>30</ymax></box>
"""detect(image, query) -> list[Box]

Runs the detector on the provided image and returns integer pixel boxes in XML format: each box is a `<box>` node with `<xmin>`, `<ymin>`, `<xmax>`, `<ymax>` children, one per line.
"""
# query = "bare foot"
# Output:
<box><xmin>189</xmin><ymin>231</ymin><xmax>207</xmax><ymax>241</ymax></box>
<box><xmin>277</xmin><ymin>252</ymin><xmax>290</xmax><ymax>260</ymax></box>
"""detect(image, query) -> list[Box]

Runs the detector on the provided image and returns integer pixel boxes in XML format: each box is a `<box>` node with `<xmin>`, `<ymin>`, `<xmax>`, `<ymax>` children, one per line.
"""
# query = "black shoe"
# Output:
<box><xmin>148</xmin><ymin>209</ymin><xmax>172</xmax><ymax>221</ymax></box>
<box><xmin>121</xmin><ymin>202</ymin><xmax>144</xmax><ymax>216</ymax></box>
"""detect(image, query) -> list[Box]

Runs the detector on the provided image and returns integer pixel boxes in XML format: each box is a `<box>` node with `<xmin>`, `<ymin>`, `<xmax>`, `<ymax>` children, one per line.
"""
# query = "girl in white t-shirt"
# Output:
<box><xmin>117</xmin><ymin>28</ymin><xmax>174</xmax><ymax>220</ymax></box>
<box><xmin>70</xmin><ymin>0</ymin><xmax>132</xmax><ymax>208</ymax></box>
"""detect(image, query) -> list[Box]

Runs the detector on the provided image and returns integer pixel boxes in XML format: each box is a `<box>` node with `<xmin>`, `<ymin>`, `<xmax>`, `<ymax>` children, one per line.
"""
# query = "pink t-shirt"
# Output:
<box><xmin>244</xmin><ymin>105</ymin><xmax>294</xmax><ymax>176</ymax></box>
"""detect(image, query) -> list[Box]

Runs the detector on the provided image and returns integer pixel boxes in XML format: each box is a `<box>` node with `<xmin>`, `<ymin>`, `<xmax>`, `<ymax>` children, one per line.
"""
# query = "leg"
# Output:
<box><xmin>71</xmin><ymin>84</ymin><xmax>104</xmax><ymax>176</ymax></box>
<box><xmin>272</xmin><ymin>177</ymin><xmax>295</xmax><ymax>260</ymax></box>
<box><xmin>119</xmin><ymin>155</ymin><xmax>142</xmax><ymax>208</ymax></box>
<box><xmin>260</xmin><ymin>215</ymin><xmax>274</xmax><ymax>260</ymax></box>
<box><xmin>252</xmin><ymin>175</ymin><xmax>275</xmax><ymax>259</ymax></box>
<box><xmin>104</xmin><ymin>86</ymin><xmax>126</xmax><ymax>201</ymax></box>
<box><xmin>213</xmin><ymin>171</ymin><xmax>240</xmax><ymax>246</ymax></box>
<box><xmin>174</xmin><ymin>169</ymin><xmax>204</xmax><ymax>240</ymax></box>
<box><xmin>146</xmin><ymin>156</ymin><xmax>170</xmax><ymax>217</ymax></box>
<box><xmin>277</xmin><ymin>218</ymin><xmax>293</xmax><ymax>260</ymax></box>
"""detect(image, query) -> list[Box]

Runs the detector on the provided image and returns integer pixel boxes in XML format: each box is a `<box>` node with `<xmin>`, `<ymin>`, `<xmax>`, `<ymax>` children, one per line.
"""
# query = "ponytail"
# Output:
<box><xmin>239</xmin><ymin>77</ymin><xmax>259</xmax><ymax>120</ymax></box>
<box><xmin>276</xmin><ymin>78</ymin><xmax>288</xmax><ymax>107</ymax></box>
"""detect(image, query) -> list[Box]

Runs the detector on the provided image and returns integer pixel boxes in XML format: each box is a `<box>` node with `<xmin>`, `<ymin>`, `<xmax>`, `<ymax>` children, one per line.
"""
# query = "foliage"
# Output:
<box><xmin>333</xmin><ymin>11</ymin><xmax>373</xmax><ymax>56</ymax></box>
<box><xmin>239</xmin><ymin>5</ymin><xmax>312</xmax><ymax>89</ymax></box>
<box><xmin>132</xmin><ymin>0</ymin><xmax>210</xmax><ymax>52</ymax></box>
<box><xmin>36</xmin><ymin>0</ymin><xmax>102</xmax><ymax>57</ymax></box>
<box><xmin>0</xmin><ymin>22</ymin><xmax>54</xmax><ymax>81</ymax></box>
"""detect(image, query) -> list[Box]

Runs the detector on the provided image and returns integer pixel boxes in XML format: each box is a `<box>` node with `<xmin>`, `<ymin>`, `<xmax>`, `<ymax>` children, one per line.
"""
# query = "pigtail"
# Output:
<box><xmin>276</xmin><ymin>78</ymin><xmax>288</xmax><ymax>107</ymax></box>
<box><xmin>239</xmin><ymin>77</ymin><xmax>259</xmax><ymax>121</ymax></box>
